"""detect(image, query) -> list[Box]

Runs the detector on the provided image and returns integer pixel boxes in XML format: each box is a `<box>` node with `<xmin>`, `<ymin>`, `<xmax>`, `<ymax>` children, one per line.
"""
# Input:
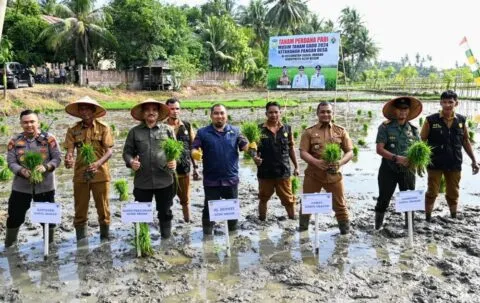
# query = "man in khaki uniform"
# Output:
<box><xmin>299</xmin><ymin>101</ymin><xmax>354</xmax><ymax>234</ymax></box>
<box><xmin>64</xmin><ymin>96</ymin><xmax>114</xmax><ymax>241</ymax></box>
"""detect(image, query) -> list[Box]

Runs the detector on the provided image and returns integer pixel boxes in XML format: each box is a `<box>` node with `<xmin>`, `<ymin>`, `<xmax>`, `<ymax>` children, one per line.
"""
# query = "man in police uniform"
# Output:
<box><xmin>298</xmin><ymin>101</ymin><xmax>353</xmax><ymax>234</ymax></box>
<box><xmin>253</xmin><ymin>101</ymin><xmax>299</xmax><ymax>221</ymax></box>
<box><xmin>5</xmin><ymin>110</ymin><xmax>61</xmax><ymax>247</ymax></box>
<box><xmin>421</xmin><ymin>90</ymin><xmax>479</xmax><ymax>221</ymax></box>
<box><xmin>374</xmin><ymin>96</ymin><xmax>422</xmax><ymax>229</ymax></box>
<box><xmin>165</xmin><ymin>97</ymin><xmax>199</xmax><ymax>223</ymax></box>
<box><xmin>65</xmin><ymin>96</ymin><xmax>114</xmax><ymax>241</ymax></box>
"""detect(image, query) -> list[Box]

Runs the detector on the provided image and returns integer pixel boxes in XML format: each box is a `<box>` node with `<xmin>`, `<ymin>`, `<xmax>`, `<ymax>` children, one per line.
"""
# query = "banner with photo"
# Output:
<box><xmin>267</xmin><ymin>33</ymin><xmax>340</xmax><ymax>90</ymax></box>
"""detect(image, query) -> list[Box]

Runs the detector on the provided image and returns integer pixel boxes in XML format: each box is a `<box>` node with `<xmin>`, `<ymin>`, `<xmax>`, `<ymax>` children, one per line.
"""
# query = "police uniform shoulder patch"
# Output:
<box><xmin>7</xmin><ymin>138</ymin><xmax>15</xmax><ymax>151</ymax></box>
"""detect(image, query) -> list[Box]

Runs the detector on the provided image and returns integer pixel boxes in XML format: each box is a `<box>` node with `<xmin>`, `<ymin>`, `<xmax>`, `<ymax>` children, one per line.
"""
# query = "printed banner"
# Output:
<box><xmin>267</xmin><ymin>33</ymin><xmax>340</xmax><ymax>91</ymax></box>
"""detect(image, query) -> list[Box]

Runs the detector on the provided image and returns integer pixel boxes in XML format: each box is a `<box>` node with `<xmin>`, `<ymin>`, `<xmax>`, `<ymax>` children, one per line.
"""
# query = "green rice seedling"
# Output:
<box><xmin>0</xmin><ymin>117</ymin><xmax>3</xmax><ymax>122</ymax></box>
<box><xmin>192</xmin><ymin>121</ymin><xmax>199</xmax><ymax>129</ymax></box>
<box><xmin>308</xmin><ymin>105</ymin><xmax>313</xmax><ymax>112</ymax></box>
<box><xmin>282</xmin><ymin>116</ymin><xmax>289</xmax><ymax>124</ymax></box>
<box><xmin>469</xmin><ymin>130</ymin><xmax>475</xmax><ymax>143</ymax></box>
<box><xmin>40</xmin><ymin>121</ymin><xmax>48</xmax><ymax>132</ymax></box>
<box><xmin>357</xmin><ymin>109</ymin><xmax>362</xmax><ymax>116</ymax></box>
<box><xmin>358</xmin><ymin>138</ymin><xmax>366</xmax><ymax>147</ymax></box>
<box><xmin>110</xmin><ymin>124</ymin><xmax>116</xmax><ymax>132</ymax></box>
<box><xmin>301</xmin><ymin>114</ymin><xmax>305</xmax><ymax>120</ymax></box>
<box><xmin>243</xmin><ymin>151</ymin><xmax>252</xmax><ymax>160</ymax></box>
<box><xmin>80</xmin><ymin>143</ymin><xmax>97</xmax><ymax>181</ymax></box>
<box><xmin>293</xmin><ymin>130</ymin><xmax>299</xmax><ymax>139</ymax></box>
<box><xmin>368</xmin><ymin>111</ymin><xmax>373</xmax><ymax>118</ymax></box>
<box><xmin>241</xmin><ymin>122</ymin><xmax>261</xmax><ymax>144</ymax></box>
<box><xmin>362</xmin><ymin>123</ymin><xmax>368</xmax><ymax>133</ymax></box>
<box><xmin>322</xmin><ymin>143</ymin><xmax>341</xmax><ymax>163</ymax></box>
<box><xmin>0</xmin><ymin>154</ymin><xmax>6</xmax><ymax>167</ymax></box>
<box><xmin>24</xmin><ymin>151</ymin><xmax>44</xmax><ymax>184</ymax></box>
<box><xmin>228</xmin><ymin>114</ymin><xmax>233</xmax><ymax>122</ymax></box>
<box><xmin>439</xmin><ymin>175</ymin><xmax>446</xmax><ymax>193</ymax></box>
<box><xmin>353</xmin><ymin>145</ymin><xmax>359</xmax><ymax>157</ymax></box>
<box><xmin>291</xmin><ymin>176</ymin><xmax>300</xmax><ymax>195</ymax></box>
<box><xmin>0</xmin><ymin>166</ymin><xmax>13</xmax><ymax>181</ymax></box>
<box><xmin>136</xmin><ymin>223</ymin><xmax>154</xmax><ymax>257</ymax></box>
<box><xmin>301</xmin><ymin>123</ymin><xmax>308</xmax><ymax>130</ymax></box>
<box><xmin>467</xmin><ymin>120</ymin><xmax>475</xmax><ymax>128</ymax></box>
<box><xmin>289</xmin><ymin>111</ymin><xmax>295</xmax><ymax>117</ymax></box>
<box><xmin>162</xmin><ymin>138</ymin><xmax>184</xmax><ymax>162</ymax></box>
<box><xmin>250</xmin><ymin>107</ymin><xmax>254</xmax><ymax>113</ymax></box>
<box><xmin>406</xmin><ymin>141</ymin><xmax>432</xmax><ymax>173</ymax></box>
<box><xmin>419</xmin><ymin>117</ymin><xmax>424</xmax><ymax>127</ymax></box>
<box><xmin>204</xmin><ymin>109</ymin><xmax>208</xmax><ymax>115</ymax></box>
<box><xmin>354</xmin><ymin>117</ymin><xmax>359</xmax><ymax>123</ymax></box>
<box><xmin>114</xmin><ymin>179</ymin><xmax>129</xmax><ymax>201</ymax></box>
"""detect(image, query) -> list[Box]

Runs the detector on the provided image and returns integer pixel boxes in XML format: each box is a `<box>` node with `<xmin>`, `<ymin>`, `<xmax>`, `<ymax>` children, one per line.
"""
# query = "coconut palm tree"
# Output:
<box><xmin>238</xmin><ymin>0</ymin><xmax>269</xmax><ymax>46</ymax></box>
<box><xmin>265</xmin><ymin>0</ymin><xmax>308</xmax><ymax>33</ymax></box>
<box><xmin>201</xmin><ymin>16</ymin><xmax>235</xmax><ymax>71</ymax></box>
<box><xmin>40</xmin><ymin>0</ymin><xmax>114</xmax><ymax>82</ymax></box>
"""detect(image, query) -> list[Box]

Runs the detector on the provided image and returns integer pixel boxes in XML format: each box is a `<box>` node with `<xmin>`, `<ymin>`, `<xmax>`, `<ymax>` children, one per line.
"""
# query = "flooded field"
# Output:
<box><xmin>1</xmin><ymin>95</ymin><xmax>480</xmax><ymax>302</ymax></box>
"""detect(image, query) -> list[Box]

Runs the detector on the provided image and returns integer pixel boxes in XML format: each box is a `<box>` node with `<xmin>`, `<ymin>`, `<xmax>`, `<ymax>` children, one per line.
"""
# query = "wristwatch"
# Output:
<box><xmin>392</xmin><ymin>154</ymin><xmax>397</xmax><ymax>163</ymax></box>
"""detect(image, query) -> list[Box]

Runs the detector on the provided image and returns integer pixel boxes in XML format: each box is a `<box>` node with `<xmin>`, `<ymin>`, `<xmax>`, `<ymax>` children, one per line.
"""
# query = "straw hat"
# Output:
<box><xmin>65</xmin><ymin>96</ymin><xmax>106</xmax><ymax>118</ymax></box>
<box><xmin>382</xmin><ymin>96</ymin><xmax>422</xmax><ymax>121</ymax></box>
<box><xmin>130</xmin><ymin>98</ymin><xmax>170</xmax><ymax>121</ymax></box>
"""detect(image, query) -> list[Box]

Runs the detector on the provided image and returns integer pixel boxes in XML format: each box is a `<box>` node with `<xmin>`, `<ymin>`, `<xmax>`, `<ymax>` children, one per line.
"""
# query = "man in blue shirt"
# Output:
<box><xmin>191</xmin><ymin>104</ymin><xmax>253</xmax><ymax>235</ymax></box>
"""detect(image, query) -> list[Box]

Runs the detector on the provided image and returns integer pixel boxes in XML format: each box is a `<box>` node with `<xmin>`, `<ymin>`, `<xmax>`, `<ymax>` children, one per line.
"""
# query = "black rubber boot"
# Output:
<box><xmin>338</xmin><ymin>221</ymin><xmax>350</xmax><ymax>235</ymax></box>
<box><xmin>5</xmin><ymin>228</ymin><xmax>20</xmax><ymax>248</ymax></box>
<box><xmin>227</xmin><ymin>220</ymin><xmax>238</xmax><ymax>231</ymax></box>
<box><xmin>75</xmin><ymin>225</ymin><xmax>88</xmax><ymax>241</ymax></box>
<box><xmin>426</xmin><ymin>213</ymin><xmax>432</xmax><ymax>222</ymax></box>
<box><xmin>450</xmin><ymin>212</ymin><xmax>457</xmax><ymax>219</ymax></box>
<box><xmin>298</xmin><ymin>214</ymin><xmax>310</xmax><ymax>231</ymax></box>
<box><xmin>375</xmin><ymin>212</ymin><xmax>385</xmax><ymax>230</ymax></box>
<box><xmin>160</xmin><ymin>222</ymin><xmax>172</xmax><ymax>239</ymax></box>
<box><xmin>202</xmin><ymin>221</ymin><xmax>213</xmax><ymax>235</ymax></box>
<box><xmin>100</xmin><ymin>225</ymin><xmax>110</xmax><ymax>240</ymax></box>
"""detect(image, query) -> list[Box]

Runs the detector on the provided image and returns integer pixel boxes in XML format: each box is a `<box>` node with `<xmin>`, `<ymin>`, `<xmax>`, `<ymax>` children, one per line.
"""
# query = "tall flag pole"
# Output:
<box><xmin>459</xmin><ymin>36</ymin><xmax>480</xmax><ymax>86</ymax></box>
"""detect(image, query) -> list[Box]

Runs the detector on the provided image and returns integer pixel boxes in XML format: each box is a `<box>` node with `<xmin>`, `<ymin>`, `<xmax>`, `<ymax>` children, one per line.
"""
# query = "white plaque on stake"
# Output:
<box><xmin>395</xmin><ymin>190</ymin><xmax>425</xmax><ymax>212</ymax></box>
<box><xmin>208</xmin><ymin>199</ymin><xmax>241</xmax><ymax>221</ymax></box>
<box><xmin>121</xmin><ymin>202</ymin><xmax>154</xmax><ymax>224</ymax></box>
<box><xmin>301</xmin><ymin>193</ymin><xmax>332</xmax><ymax>214</ymax></box>
<box><xmin>30</xmin><ymin>202</ymin><xmax>61</xmax><ymax>224</ymax></box>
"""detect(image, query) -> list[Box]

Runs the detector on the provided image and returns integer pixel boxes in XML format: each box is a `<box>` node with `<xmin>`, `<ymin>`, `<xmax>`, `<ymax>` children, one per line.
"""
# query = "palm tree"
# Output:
<box><xmin>0</xmin><ymin>39</ymin><xmax>13</xmax><ymax>99</ymax></box>
<box><xmin>265</xmin><ymin>0</ymin><xmax>308</xmax><ymax>33</ymax></box>
<box><xmin>201</xmin><ymin>16</ymin><xmax>235</xmax><ymax>71</ymax></box>
<box><xmin>238</xmin><ymin>0</ymin><xmax>269</xmax><ymax>46</ymax></box>
<box><xmin>40</xmin><ymin>0</ymin><xmax>114</xmax><ymax>83</ymax></box>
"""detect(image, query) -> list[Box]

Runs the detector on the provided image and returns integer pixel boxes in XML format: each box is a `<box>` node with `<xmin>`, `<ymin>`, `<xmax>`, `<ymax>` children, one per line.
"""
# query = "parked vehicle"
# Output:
<box><xmin>0</xmin><ymin>62</ymin><xmax>34</xmax><ymax>89</ymax></box>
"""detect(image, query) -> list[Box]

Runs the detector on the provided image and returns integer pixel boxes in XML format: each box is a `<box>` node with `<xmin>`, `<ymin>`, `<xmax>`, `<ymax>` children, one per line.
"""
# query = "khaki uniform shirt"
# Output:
<box><xmin>65</xmin><ymin>119</ymin><xmax>114</xmax><ymax>183</ymax></box>
<box><xmin>299</xmin><ymin>122</ymin><xmax>353</xmax><ymax>183</ymax></box>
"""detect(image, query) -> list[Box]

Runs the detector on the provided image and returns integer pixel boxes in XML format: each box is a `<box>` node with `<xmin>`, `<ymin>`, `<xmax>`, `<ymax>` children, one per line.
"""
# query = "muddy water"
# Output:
<box><xmin>1</xmin><ymin>98</ymin><xmax>480</xmax><ymax>302</ymax></box>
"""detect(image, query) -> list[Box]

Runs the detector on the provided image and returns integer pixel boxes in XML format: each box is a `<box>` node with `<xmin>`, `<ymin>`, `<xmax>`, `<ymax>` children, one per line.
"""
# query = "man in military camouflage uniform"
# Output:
<box><xmin>374</xmin><ymin>96</ymin><xmax>422</xmax><ymax>229</ymax></box>
<box><xmin>5</xmin><ymin>110</ymin><xmax>62</xmax><ymax>247</ymax></box>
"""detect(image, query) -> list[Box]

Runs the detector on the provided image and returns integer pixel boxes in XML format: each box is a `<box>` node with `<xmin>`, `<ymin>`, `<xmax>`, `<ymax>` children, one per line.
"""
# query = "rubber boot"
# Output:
<box><xmin>285</xmin><ymin>204</ymin><xmax>295</xmax><ymax>220</ymax></box>
<box><xmin>5</xmin><ymin>227</ymin><xmax>20</xmax><ymax>248</ymax></box>
<box><xmin>425</xmin><ymin>213</ymin><xmax>432</xmax><ymax>222</ymax></box>
<box><xmin>258</xmin><ymin>202</ymin><xmax>268</xmax><ymax>221</ymax></box>
<box><xmin>75</xmin><ymin>225</ymin><xmax>88</xmax><ymax>241</ymax></box>
<box><xmin>100</xmin><ymin>225</ymin><xmax>110</xmax><ymax>240</ymax></box>
<box><xmin>375</xmin><ymin>212</ymin><xmax>385</xmax><ymax>230</ymax></box>
<box><xmin>338</xmin><ymin>220</ymin><xmax>350</xmax><ymax>235</ymax></box>
<box><xmin>160</xmin><ymin>222</ymin><xmax>172</xmax><ymax>239</ymax></box>
<box><xmin>202</xmin><ymin>221</ymin><xmax>213</xmax><ymax>235</ymax></box>
<box><xmin>451</xmin><ymin>212</ymin><xmax>457</xmax><ymax>219</ymax></box>
<box><xmin>228</xmin><ymin>219</ymin><xmax>238</xmax><ymax>232</ymax></box>
<box><xmin>182</xmin><ymin>204</ymin><xmax>191</xmax><ymax>223</ymax></box>
<box><xmin>299</xmin><ymin>214</ymin><xmax>310</xmax><ymax>231</ymax></box>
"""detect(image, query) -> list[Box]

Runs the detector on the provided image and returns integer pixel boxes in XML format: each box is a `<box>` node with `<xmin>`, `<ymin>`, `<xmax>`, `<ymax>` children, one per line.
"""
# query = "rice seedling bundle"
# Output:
<box><xmin>291</xmin><ymin>176</ymin><xmax>300</xmax><ymax>195</ymax></box>
<box><xmin>240</xmin><ymin>122</ymin><xmax>261</xmax><ymax>144</ymax></box>
<box><xmin>136</xmin><ymin>223</ymin><xmax>154</xmax><ymax>257</ymax></box>
<box><xmin>301</xmin><ymin>123</ymin><xmax>307</xmax><ymax>130</ymax></box>
<box><xmin>357</xmin><ymin>109</ymin><xmax>362</xmax><ymax>115</ymax></box>
<box><xmin>368</xmin><ymin>111</ymin><xmax>373</xmax><ymax>118</ymax></box>
<box><xmin>322</xmin><ymin>143</ymin><xmax>341</xmax><ymax>163</ymax></box>
<box><xmin>192</xmin><ymin>121</ymin><xmax>199</xmax><ymax>129</ymax></box>
<box><xmin>80</xmin><ymin>143</ymin><xmax>97</xmax><ymax>181</ymax></box>
<box><xmin>24</xmin><ymin>151</ymin><xmax>44</xmax><ymax>184</ymax></box>
<box><xmin>114</xmin><ymin>179</ymin><xmax>129</xmax><ymax>201</ymax></box>
<box><xmin>469</xmin><ymin>130</ymin><xmax>475</xmax><ymax>143</ymax></box>
<box><xmin>358</xmin><ymin>138</ymin><xmax>366</xmax><ymax>146</ymax></box>
<box><xmin>353</xmin><ymin>145</ymin><xmax>359</xmax><ymax>157</ymax></box>
<box><xmin>161</xmin><ymin>138</ymin><xmax>184</xmax><ymax>162</ymax></box>
<box><xmin>362</xmin><ymin>123</ymin><xmax>368</xmax><ymax>132</ymax></box>
<box><xmin>293</xmin><ymin>130</ymin><xmax>299</xmax><ymax>139</ymax></box>
<box><xmin>406</xmin><ymin>141</ymin><xmax>432</xmax><ymax>172</ymax></box>
<box><xmin>0</xmin><ymin>166</ymin><xmax>13</xmax><ymax>181</ymax></box>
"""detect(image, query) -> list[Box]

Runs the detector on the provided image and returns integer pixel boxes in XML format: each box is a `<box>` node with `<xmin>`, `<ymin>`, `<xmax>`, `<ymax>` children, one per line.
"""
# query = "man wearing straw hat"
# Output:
<box><xmin>65</xmin><ymin>96</ymin><xmax>114</xmax><ymax>241</ymax></box>
<box><xmin>421</xmin><ymin>90</ymin><xmax>479</xmax><ymax>221</ymax></box>
<box><xmin>4</xmin><ymin>110</ymin><xmax>62</xmax><ymax>247</ymax></box>
<box><xmin>374</xmin><ymin>96</ymin><xmax>422</xmax><ymax>230</ymax></box>
<box><xmin>123</xmin><ymin>99</ymin><xmax>177</xmax><ymax>239</ymax></box>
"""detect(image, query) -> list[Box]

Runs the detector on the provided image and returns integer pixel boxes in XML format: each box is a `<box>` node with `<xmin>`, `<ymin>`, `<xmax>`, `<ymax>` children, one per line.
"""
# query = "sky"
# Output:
<box><xmin>97</xmin><ymin>0</ymin><xmax>480</xmax><ymax>69</ymax></box>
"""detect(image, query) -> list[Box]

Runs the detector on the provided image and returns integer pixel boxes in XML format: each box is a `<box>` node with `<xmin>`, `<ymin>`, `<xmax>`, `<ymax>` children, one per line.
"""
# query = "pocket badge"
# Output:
<box><xmin>184</xmin><ymin>130</ymin><xmax>188</xmax><ymax>135</ymax></box>
<box><xmin>459</xmin><ymin>123</ymin><xmax>463</xmax><ymax>128</ymax></box>
<box><xmin>283</xmin><ymin>132</ymin><xmax>288</xmax><ymax>137</ymax></box>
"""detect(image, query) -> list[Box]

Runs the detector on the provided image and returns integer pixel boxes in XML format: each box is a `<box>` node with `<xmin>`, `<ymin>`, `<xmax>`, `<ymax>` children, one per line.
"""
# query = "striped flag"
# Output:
<box><xmin>460</xmin><ymin>36</ymin><xmax>480</xmax><ymax>85</ymax></box>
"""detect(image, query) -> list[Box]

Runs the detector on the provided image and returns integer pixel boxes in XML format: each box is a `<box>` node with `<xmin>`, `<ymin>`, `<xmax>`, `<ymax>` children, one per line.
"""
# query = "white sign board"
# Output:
<box><xmin>121</xmin><ymin>202</ymin><xmax>154</xmax><ymax>224</ymax></box>
<box><xmin>301</xmin><ymin>193</ymin><xmax>332</xmax><ymax>214</ymax></box>
<box><xmin>30</xmin><ymin>202</ymin><xmax>61</xmax><ymax>224</ymax></box>
<box><xmin>395</xmin><ymin>190</ymin><xmax>425</xmax><ymax>212</ymax></box>
<box><xmin>208</xmin><ymin>199</ymin><xmax>241</xmax><ymax>221</ymax></box>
